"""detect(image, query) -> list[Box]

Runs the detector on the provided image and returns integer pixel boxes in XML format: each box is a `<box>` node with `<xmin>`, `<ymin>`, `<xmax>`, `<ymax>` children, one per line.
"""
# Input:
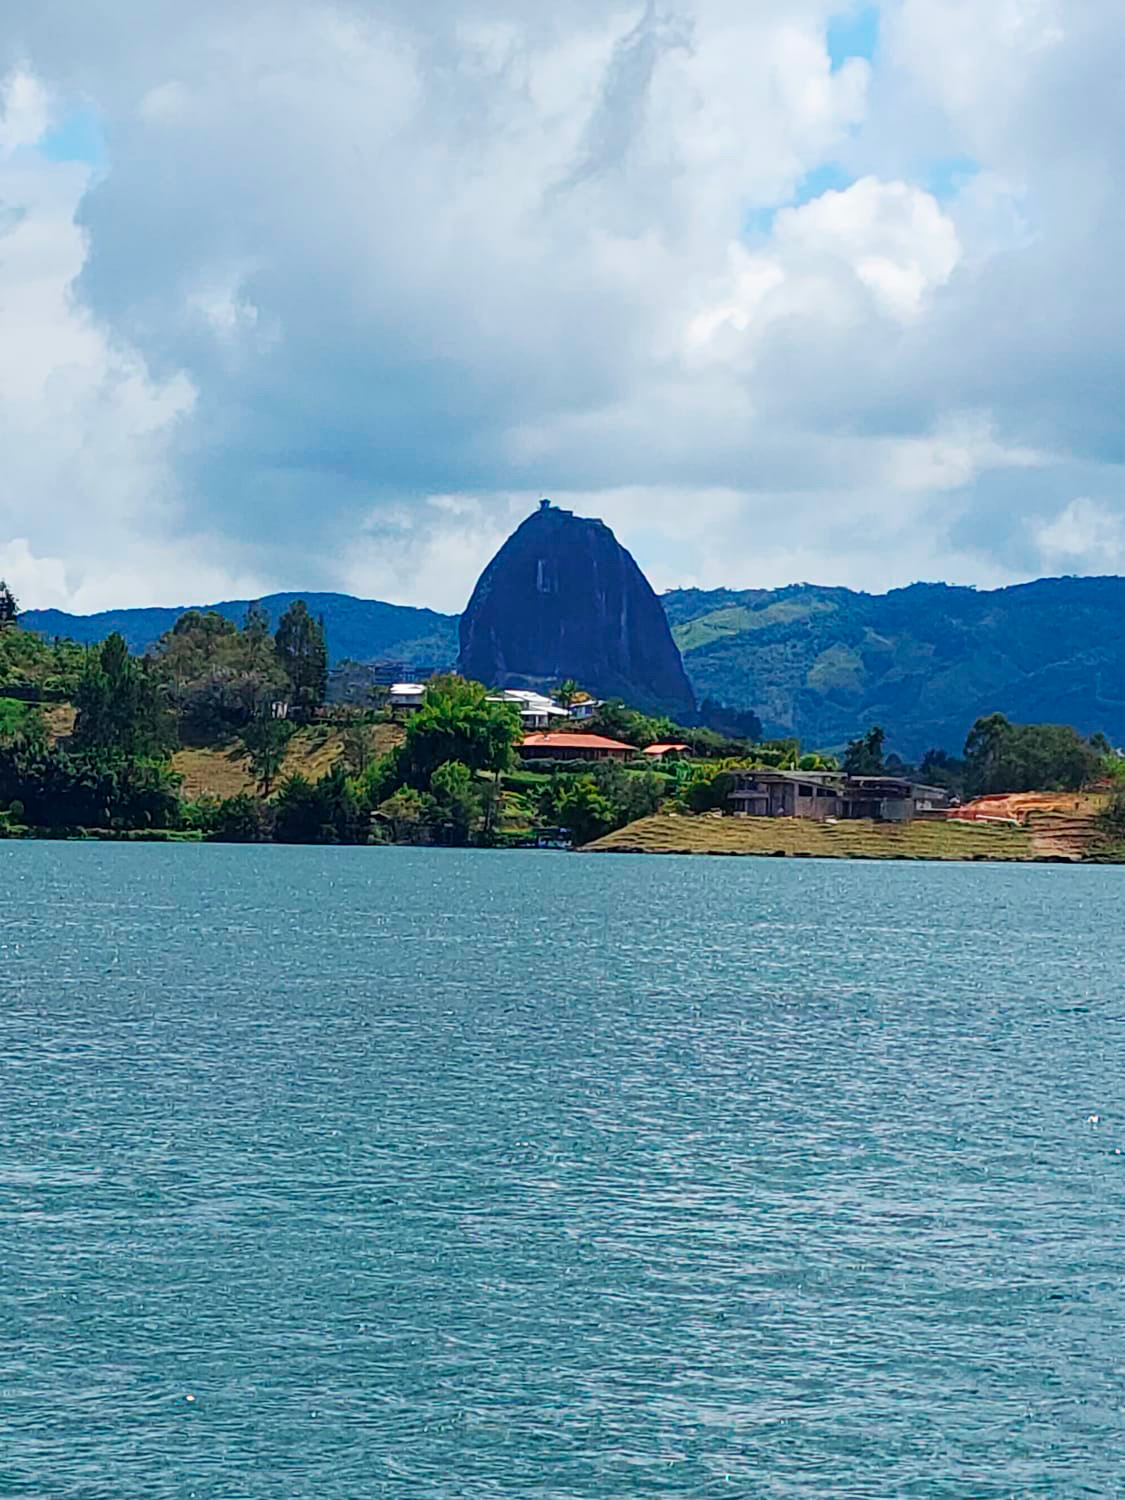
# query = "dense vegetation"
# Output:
<box><xmin>0</xmin><ymin>586</ymin><xmax>1119</xmax><ymax>847</ymax></box>
<box><xmin>21</xmin><ymin>591</ymin><xmax>459</xmax><ymax>669</ymax></box>
<box><xmin>665</xmin><ymin>576</ymin><xmax>1125</xmax><ymax>756</ymax></box>
<box><xmin>27</xmin><ymin>574</ymin><xmax>1125</xmax><ymax>756</ymax></box>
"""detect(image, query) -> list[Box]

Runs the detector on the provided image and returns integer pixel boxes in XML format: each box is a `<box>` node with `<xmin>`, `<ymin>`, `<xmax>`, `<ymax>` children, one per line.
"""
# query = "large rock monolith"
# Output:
<box><xmin>458</xmin><ymin>502</ymin><xmax>695</xmax><ymax>718</ymax></box>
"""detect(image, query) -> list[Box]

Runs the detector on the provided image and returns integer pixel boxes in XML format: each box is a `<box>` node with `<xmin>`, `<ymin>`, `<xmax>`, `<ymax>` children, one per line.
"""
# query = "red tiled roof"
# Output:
<box><xmin>521</xmin><ymin>733</ymin><xmax>633</xmax><ymax>751</ymax></box>
<box><xmin>643</xmin><ymin>743</ymin><xmax>689</xmax><ymax>755</ymax></box>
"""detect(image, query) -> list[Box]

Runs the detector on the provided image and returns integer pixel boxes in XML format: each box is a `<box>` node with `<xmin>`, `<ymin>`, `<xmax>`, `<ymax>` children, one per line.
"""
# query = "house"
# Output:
<box><xmin>729</xmin><ymin>771</ymin><xmax>844</xmax><ymax>821</ymax></box>
<box><xmin>643</xmin><ymin>742</ymin><xmax>691</xmax><ymax>762</ymax></box>
<box><xmin>520</xmin><ymin>732</ymin><xmax>633</xmax><ymax>763</ymax></box>
<box><xmin>389</xmin><ymin>682</ymin><xmax>427</xmax><ymax>714</ymax></box>
<box><xmin>841</xmin><ymin>777</ymin><xmax>951</xmax><ymax>822</ymax></box>
<box><xmin>568</xmin><ymin>698</ymin><xmax>604</xmax><ymax>722</ymax></box>
<box><xmin>729</xmin><ymin>770</ymin><xmax>950</xmax><ymax>823</ymax></box>
<box><xmin>487</xmin><ymin>689</ymin><xmax>571</xmax><ymax>731</ymax></box>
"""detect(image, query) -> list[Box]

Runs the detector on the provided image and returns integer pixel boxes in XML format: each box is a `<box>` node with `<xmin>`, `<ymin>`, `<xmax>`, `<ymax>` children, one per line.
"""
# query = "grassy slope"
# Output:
<box><xmin>584</xmin><ymin>814</ymin><xmax>1039</xmax><ymax>861</ymax></box>
<box><xmin>172</xmin><ymin>721</ymin><xmax>404</xmax><ymax>801</ymax></box>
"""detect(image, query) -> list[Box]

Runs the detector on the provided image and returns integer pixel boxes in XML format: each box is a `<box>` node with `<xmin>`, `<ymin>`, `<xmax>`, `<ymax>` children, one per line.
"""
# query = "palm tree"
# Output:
<box><xmin>554</xmin><ymin>679</ymin><xmax>580</xmax><ymax>709</ymax></box>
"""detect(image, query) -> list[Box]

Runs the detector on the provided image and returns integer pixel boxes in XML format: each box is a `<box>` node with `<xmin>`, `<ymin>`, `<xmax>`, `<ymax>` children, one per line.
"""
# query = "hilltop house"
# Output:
<box><xmin>486</xmin><ymin>689</ymin><xmax>572</xmax><ymax>731</ymax></box>
<box><xmin>567</xmin><ymin>698</ymin><xmax>604</xmax><ymax>721</ymax></box>
<box><xmin>643</xmin><ymin>743</ymin><xmax>691</xmax><ymax>762</ymax></box>
<box><xmin>520</xmin><ymin>733</ymin><xmax>633</xmax><ymax>763</ymax></box>
<box><xmin>728</xmin><ymin>771</ymin><xmax>949</xmax><ymax>823</ymax></box>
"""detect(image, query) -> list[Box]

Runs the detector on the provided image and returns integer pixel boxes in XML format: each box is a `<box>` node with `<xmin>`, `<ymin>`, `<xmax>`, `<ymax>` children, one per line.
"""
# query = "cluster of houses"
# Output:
<box><xmin>388</xmin><ymin>684</ymin><xmax>604</xmax><ymax>727</ymax></box>
<box><xmin>389</xmin><ymin>683</ymin><xmax>949</xmax><ymax>826</ymax></box>
<box><xmin>390</xmin><ymin>684</ymin><xmax>609</xmax><ymax>723</ymax></box>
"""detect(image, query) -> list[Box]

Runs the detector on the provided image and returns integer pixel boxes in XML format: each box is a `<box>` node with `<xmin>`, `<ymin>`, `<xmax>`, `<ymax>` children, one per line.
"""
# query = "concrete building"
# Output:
<box><xmin>729</xmin><ymin>770</ymin><xmax>949</xmax><ymax>823</ymax></box>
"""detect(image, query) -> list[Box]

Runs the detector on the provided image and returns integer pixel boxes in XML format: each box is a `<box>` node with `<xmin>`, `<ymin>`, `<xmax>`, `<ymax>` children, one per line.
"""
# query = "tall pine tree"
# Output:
<box><xmin>274</xmin><ymin>600</ymin><xmax>328</xmax><ymax>714</ymax></box>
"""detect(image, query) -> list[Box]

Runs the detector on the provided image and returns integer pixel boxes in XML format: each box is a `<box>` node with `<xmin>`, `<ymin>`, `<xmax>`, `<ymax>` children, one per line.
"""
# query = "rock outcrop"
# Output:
<box><xmin>458</xmin><ymin>502</ymin><xmax>695</xmax><ymax>718</ymax></box>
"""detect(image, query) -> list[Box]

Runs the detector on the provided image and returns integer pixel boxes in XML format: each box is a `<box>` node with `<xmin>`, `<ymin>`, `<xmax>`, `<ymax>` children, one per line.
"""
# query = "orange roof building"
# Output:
<box><xmin>643</xmin><ymin>743</ymin><xmax>691</xmax><ymax>759</ymax></box>
<box><xmin>520</xmin><ymin>732</ymin><xmax>633</xmax><ymax>762</ymax></box>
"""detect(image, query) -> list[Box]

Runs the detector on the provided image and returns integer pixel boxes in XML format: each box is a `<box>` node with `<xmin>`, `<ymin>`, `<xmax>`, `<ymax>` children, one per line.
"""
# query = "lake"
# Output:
<box><xmin>3</xmin><ymin>844</ymin><xmax>1125</xmax><ymax>1496</ymax></box>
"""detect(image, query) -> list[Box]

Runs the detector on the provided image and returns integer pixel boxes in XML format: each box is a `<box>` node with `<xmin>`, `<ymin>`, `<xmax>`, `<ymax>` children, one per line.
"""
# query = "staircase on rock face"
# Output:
<box><xmin>458</xmin><ymin>501</ymin><xmax>696</xmax><ymax>719</ymax></box>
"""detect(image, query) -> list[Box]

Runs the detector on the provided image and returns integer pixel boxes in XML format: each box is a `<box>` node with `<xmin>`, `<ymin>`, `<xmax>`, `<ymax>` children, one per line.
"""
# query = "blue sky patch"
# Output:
<box><xmin>795</xmin><ymin>163</ymin><xmax>853</xmax><ymax>205</ymax></box>
<box><xmin>926</xmin><ymin>156</ymin><xmax>980</xmax><ymax>200</ymax></box>
<box><xmin>744</xmin><ymin>164</ymin><xmax>854</xmax><ymax>239</ymax></box>
<box><xmin>827</xmin><ymin>6</ymin><xmax>880</xmax><ymax>68</ymax></box>
<box><xmin>39</xmin><ymin>107</ymin><xmax>106</xmax><ymax>169</ymax></box>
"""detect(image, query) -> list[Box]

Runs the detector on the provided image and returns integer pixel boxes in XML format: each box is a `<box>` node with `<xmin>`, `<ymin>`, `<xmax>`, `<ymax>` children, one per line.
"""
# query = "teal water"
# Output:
<box><xmin>3</xmin><ymin>845</ymin><xmax>1125</xmax><ymax>1497</ymax></box>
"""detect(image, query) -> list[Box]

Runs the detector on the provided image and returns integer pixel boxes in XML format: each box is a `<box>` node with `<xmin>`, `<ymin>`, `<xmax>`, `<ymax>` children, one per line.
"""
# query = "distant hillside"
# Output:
<box><xmin>664</xmin><ymin>576</ymin><xmax>1125</xmax><ymax>757</ymax></box>
<box><xmin>22</xmin><ymin>575</ymin><xmax>1125</xmax><ymax>755</ymax></box>
<box><xmin>23</xmin><ymin>592</ymin><xmax>460</xmax><ymax>671</ymax></box>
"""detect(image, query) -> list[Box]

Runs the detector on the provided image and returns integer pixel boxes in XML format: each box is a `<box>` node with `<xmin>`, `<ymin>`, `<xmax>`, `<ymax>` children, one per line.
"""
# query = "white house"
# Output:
<box><xmin>486</xmin><ymin>689</ymin><xmax>571</xmax><ymax>731</ymax></box>
<box><xmin>389</xmin><ymin>682</ymin><xmax>428</xmax><ymax>713</ymax></box>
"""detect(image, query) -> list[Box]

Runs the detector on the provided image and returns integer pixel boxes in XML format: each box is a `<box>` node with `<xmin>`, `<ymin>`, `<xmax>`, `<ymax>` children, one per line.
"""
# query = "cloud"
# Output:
<box><xmin>1034</xmin><ymin>497</ymin><xmax>1125</xmax><ymax>575</ymax></box>
<box><xmin>0</xmin><ymin>1</ymin><xmax>1122</xmax><ymax>614</ymax></box>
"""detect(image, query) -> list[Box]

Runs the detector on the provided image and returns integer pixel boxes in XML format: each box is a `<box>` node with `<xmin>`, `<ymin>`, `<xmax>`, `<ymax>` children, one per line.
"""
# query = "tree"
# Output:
<box><xmin>208</xmin><ymin>793</ymin><xmax>269</xmax><ymax>843</ymax></box>
<box><xmin>0</xmin><ymin>580</ymin><xmax>17</xmax><ymax>628</ymax></box>
<box><xmin>843</xmin><ymin>725</ymin><xmax>886</xmax><ymax>776</ymax></box>
<box><xmin>919</xmin><ymin>748</ymin><xmax>966</xmax><ymax>798</ymax></box>
<box><xmin>798</xmin><ymin>752</ymin><xmax>838</xmax><ymax>771</ymax></box>
<box><xmin>0</xmin><ymin>739</ymin><xmax>181</xmax><ymax>830</ymax></box>
<box><xmin>587</xmin><ymin>699</ymin><xmax>671</xmax><ymax>748</ymax></box>
<box><xmin>588</xmin><ymin>760</ymin><xmax>665</xmax><ymax>823</ymax></box>
<box><xmin>697</xmin><ymin>699</ymin><xmax>762</xmax><ymax>742</ymax></box>
<box><xmin>554</xmin><ymin>679</ymin><xmax>581</xmax><ymax>709</ymax></box>
<box><xmin>341</xmin><ymin>723</ymin><xmax>381</xmax><ymax>777</ymax></box>
<box><xmin>273</xmin><ymin>764</ymin><xmax>365</xmax><ymax>844</ymax></box>
<box><xmin>242</xmin><ymin>716</ymin><xmax>294</xmax><ymax>795</ymax></box>
<box><xmin>540</xmin><ymin>761</ymin><xmax>665</xmax><ymax>839</ymax></box>
<box><xmin>430</xmin><ymin>760</ymin><xmax>481</xmax><ymax>845</ymax></box>
<box><xmin>275</xmin><ymin>600</ymin><xmax>328</xmax><ymax>713</ymax></box>
<box><xmin>73</xmin><ymin>633</ymin><xmax>175</xmax><ymax>757</ymax></box>
<box><xmin>679</xmin><ymin>765</ymin><xmax>741</xmax><ymax>813</ymax></box>
<box><xmin>397</xmin><ymin>675</ymin><xmax>522</xmax><ymax>786</ymax></box>
<box><xmin>963</xmin><ymin>715</ymin><xmax>1106</xmax><ymax>797</ymax></box>
<box><xmin>377</xmin><ymin>785</ymin><xmax>436</xmax><ymax>844</ymax></box>
<box><xmin>149</xmin><ymin>609</ymin><xmax>288</xmax><ymax>738</ymax></box>
<box><xmin>242</xmin><ymin>600</ymin><xmax>272</xmax><ymax>646</ymax></box>
<box><xmin>552</xmin><ymin>777</ymin><xmax>618</xmax><ymax>846</ymax></box>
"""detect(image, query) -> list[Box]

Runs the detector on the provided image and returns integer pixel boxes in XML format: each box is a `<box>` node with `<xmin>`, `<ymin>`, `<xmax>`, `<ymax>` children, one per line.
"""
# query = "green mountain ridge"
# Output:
<box><xmin>665</xmin><ymin>576</ymin><xmax>1125</xmax><ymax>757</ymax></box>
<box><xmin>22</xmin><ymin>593</ymin><xmax>460</xmax><ymax>673</ymax></box>
<box><xmin>19</xmin><ymin>575</ymin><xmax>1125</xmax><ymax>756</ymax></box>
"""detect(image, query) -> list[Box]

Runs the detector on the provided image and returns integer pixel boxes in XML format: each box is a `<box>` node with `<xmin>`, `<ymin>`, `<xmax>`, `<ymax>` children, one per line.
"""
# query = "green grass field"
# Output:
<box><xmin>0</xmin><ymin>698</ymin><xmax>37</xmax><ymax>737</ymax></box>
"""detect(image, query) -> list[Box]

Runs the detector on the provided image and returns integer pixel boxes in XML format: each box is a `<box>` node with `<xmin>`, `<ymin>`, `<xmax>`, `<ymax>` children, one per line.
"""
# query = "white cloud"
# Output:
<box><xmin>1035</xmin><ymin>498</ymin><xmax>1125</xmax><ymax>574</ymax></box>
<box><xmin>0</xmin><ymin>1</ymin><xmax>1122</xmax><ymax>614</ymax></box>
<box><xmin>0</xmin><ymin>70</ymin><xmax>48</xmax><ymax>152</ymax></box>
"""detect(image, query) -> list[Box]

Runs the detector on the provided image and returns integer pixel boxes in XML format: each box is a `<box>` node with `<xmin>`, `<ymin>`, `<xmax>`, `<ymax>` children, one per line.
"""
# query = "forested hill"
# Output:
<box><xmin>663</xmin><ymin>575</ymin><xmax>1125</xmax><ymax>757</ymax></box>
<box><xmin>23</xmin><ymin>574</ymin><xmax>1125</xmax><ymax>755</ymax></box>
<box><xmin>23</xmin><ymin>593</ymin><xmax>460</xmax><ymax>672</ymax></box>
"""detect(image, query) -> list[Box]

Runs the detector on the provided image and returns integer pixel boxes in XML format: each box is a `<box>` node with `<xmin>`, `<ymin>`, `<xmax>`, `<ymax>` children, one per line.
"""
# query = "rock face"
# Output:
<box><xmin>459</xmin><ymin>502</ymin><xmax>695</xmax><ymax>717</ymax></box>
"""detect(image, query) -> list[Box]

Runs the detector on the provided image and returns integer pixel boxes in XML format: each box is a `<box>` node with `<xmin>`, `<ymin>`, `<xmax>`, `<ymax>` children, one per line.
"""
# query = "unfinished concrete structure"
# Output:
<box><xmin>728</xmin><ymin>771</ymin><xmax>948</xmax><ymax>823</ymax></box>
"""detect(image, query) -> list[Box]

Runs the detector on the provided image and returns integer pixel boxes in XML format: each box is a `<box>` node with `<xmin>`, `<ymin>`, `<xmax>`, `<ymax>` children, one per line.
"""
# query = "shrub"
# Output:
<box><xmin>210</xmin><ymin>793</ymin><xmax>270</xmax><ymax>843</ymax></box>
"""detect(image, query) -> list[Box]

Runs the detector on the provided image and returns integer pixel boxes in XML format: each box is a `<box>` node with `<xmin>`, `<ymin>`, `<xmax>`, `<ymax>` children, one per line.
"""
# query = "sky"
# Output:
<box><xmin>1</xmin><ymin>0</ymin><xmax>1123</xmax><ymax>615</ymax></box>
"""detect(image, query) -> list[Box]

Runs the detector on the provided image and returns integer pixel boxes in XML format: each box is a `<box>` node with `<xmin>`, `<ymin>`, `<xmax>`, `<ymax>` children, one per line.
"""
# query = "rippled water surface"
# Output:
<box><xmin>3</xmin><ymin>844</ymin><xmax>1125</xmax><ymax>1496</ymax></box>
